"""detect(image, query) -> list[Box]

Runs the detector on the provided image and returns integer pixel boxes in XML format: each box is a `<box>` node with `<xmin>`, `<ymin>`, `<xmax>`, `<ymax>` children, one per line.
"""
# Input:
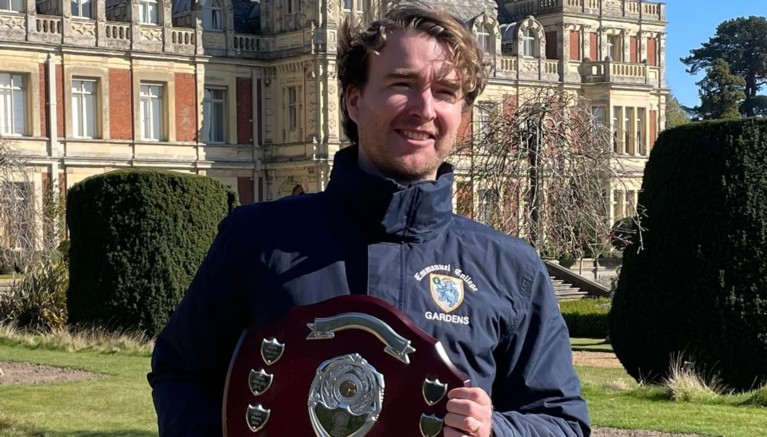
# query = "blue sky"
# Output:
<box><xmin>666</xmin><ymin>0</ymin><xmax>766</xmax><ymax>107</ymax></box>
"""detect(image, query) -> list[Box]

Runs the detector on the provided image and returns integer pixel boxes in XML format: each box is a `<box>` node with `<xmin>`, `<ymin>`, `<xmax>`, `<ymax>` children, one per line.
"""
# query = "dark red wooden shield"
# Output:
<box><xmin>223</xmin><ymin>295</ymin><xmax>470</xmax><ymax>437</ymax></box>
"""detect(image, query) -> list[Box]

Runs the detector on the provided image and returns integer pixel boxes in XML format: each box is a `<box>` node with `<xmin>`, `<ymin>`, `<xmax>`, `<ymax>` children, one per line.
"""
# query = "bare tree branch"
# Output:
<box><xmin>450</xmin><ymin>88</ymin><xmax>643</xmax><ymax>260</ymax></box>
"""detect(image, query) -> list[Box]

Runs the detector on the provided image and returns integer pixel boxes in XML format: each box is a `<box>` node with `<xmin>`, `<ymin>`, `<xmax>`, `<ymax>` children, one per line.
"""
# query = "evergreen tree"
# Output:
<box><xmin>665</xmin><ymin>94</ymin><xmax>691</xmax><ymax>129</ymax></box>
<box><xmin>691</xmin><ymin>59</ymin><xmax>746</xmax><ymax>120</ymax></box>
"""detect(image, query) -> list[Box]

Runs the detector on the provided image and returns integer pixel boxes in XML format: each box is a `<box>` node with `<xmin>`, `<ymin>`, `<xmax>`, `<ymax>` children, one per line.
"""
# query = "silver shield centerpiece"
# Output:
<box><xmin>308</xmin><ymin>353</ymin><xmax>384</xmax><ymax>437</ymax></box>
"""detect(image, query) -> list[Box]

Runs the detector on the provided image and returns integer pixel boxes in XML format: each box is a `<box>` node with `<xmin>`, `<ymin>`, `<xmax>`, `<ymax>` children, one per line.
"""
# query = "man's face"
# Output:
<box><xmin>345</xmin><ymin>29</ymin><xmax>464</xmax><ymax>184</ymax></box>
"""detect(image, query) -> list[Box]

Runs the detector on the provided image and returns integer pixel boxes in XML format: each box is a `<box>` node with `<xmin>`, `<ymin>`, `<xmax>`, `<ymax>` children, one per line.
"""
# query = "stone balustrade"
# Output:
<box><xmin>580</xmin><ymin>60</ymin><xmax>660</xmax><ymax>85</ymax></box>
<box><xmin>506</xmin><ymin>0</ymin><xmax>665</xmax><ymax>21</ymax></box>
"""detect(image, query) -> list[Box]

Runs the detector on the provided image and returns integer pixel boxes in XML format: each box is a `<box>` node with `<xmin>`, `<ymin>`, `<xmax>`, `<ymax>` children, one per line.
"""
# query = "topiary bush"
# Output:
<box><xmin>609</xmin><ymin>118</ymin><xmax>767</xmax><ymax>391</ymax></box>
<box><xmin>559</xmin><ymin>297</ymin><xmax>610</xmax><ymax>338</ymax></box>
<box><xmin>66</xmin><ymin>169</ymin><xmax>237</xmax><ymax>337</ymax></box>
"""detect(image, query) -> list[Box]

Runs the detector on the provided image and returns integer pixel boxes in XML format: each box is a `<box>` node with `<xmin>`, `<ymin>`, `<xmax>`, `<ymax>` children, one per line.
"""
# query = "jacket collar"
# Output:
<box><xmin>325</xmin><ymin>145</ymin><xmax>454</xmax><ymax>242</ymax></box>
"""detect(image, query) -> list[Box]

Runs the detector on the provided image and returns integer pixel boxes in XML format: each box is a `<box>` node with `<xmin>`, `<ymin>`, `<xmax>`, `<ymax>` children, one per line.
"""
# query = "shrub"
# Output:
<box><xmin>66</xmin><ymin>169</ymin><xmax>237</xmax><ymax>337</ymax></box>
<box><xmin>610</xmin><ymin>118</ymin><xmax>767</xmax><ymax>391</ymax></box>
<box><xmin>559</xmin><ymin>297</ymin><xmax>610</xmax><ymax>338</ymax></box>
<box><xmin>0</xmin><ymin>255</ymin><xmax>68</xmax><ymax>333</ymax></box>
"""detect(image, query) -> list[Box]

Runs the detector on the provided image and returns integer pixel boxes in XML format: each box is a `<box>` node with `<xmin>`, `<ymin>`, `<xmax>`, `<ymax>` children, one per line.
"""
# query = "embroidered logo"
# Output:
<box><xmin>429</xmin><ymin>273</ymin><xmax>464</xmax><ymax>313</ymax></box>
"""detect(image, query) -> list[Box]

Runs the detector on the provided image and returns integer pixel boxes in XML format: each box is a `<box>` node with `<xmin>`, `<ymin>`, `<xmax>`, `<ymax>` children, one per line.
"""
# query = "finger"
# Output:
<box><xmin>443</xmin><ymin>412</ymin><xmax>481</xmax><ymax>435</ymax></box>
<box><xmin>448</xmin><ymin>387</ymin><xmax>493</xmax><ymax>406</ymax></box>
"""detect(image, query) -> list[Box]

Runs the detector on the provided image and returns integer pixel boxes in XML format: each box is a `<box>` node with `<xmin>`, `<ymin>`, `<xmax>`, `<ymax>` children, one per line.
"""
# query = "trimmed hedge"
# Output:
<box><xmin>609</xmin><ymin>119</ymin><xmax>767</xmax><ymax>391</ymax></box>
<box><xmin>66</xmin><ymin>169</ymin><xmax>237</xmax><ymax>336</ymax></box>
<box><xmin>559</xmin><ymin>298</ymin><xmax>610</xmax><ymax>338</ymax></box>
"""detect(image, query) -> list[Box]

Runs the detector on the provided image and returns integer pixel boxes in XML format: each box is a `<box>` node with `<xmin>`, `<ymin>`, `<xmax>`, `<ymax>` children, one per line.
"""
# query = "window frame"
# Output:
<box><xmin>71</xmin><ymin>0</ymin><xmax>92</xmax><ymax>18</ymax></box>
<box><xmin>139</xmin><ymin>0</ymin><xmax>158</xmax><ymax>25</ymax></box>
<box><xmin>287</xmin><ymin>86</ymin><xmax>298</xmax><ymax>131</ymax></box>
<box><xmin>71</xmin><ymin>78</ymin><xmax>98</xmax><ymax>138</ymax></box>
<box><xmin>0</xmin><ymin>72</ymin><xmax>27</xmax><ymax>136</ymax></box>
<box><xmin>0</xmin><ymin>0</ymin><xmax>24</xmax><ymax>12</ymax></box>
<box><xmin>139</xmin><ymin>82</ymin><xmax>164</xmax><ymax>141</ymax></box>
<box><xmin>202</xmin><ymin>0</ymin><xmax>223</xmax><ymax>30</ymax></box>
<box><xmin>203</xmin><ymin>87</ymin><xmax>227</xmax><ymax>144</ymax></box>
<box><xmin>607</xmin><ymin>34</ymin><xmax>623</xmax><ymax>61</ymax></box>
<box><xmin>522</xmin><ymin>28</ymin><xmax>536</xmax><ymax>58</ymax></box>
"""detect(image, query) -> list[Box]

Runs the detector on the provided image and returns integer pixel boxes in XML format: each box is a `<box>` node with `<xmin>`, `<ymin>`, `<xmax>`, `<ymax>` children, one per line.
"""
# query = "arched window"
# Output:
<box><xmin>202</xmin><ymin>0</ymin><xmax>223</xmax><ymax>30</ymax></box>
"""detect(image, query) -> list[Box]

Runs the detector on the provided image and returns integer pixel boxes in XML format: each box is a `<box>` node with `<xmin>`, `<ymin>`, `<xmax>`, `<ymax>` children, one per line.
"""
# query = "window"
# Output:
<box><xmin>612</xmin><ymin>106</ymin><xmax>623</xmax><ymax>153</ymax></box>
<box><xmin>71</xmin><ymin>0</ymin><xmax>92</xmax><ymax>18</ymax></box>
<box><xmin>613</xmin><ymin>190</ymin><xmax>624</xmax><ymax>221</ymax></box>
<box><xmin>0</xmin><ymin>0</ymin><xmax>23</xmax><ymax>12</ymax></box>
<box><xmin>72</xmin><ymin>79</ymin><xmax>97</xmax><ymax>138</ymax></box>
<box><xmin>522</xmin><ymin>28</ymin><xmax>535</xmax><ymax>57</ymax></box>
<box><xmin>476</xmin><ymin>26</ymin><xmax>491</xmax><ymax>54</ymax></box>
<box><xmin>202</xmin><ymin>0</ymin><xmax>222</xmax><ymax>30</ymax></box>
<box><xmin>355</xmin><ymin>0</ymin><xmax>363</xmax><ymax>13</ymax></box>
<box><xmin>637</xmin><ymin>108</ymin><xmax>646</xmax><ymax>155</ymax></box>
<box><xmin>607</xmin><ymin>34</ymin><xmax>622</xmax><ymax>61</ymax></box>
<box><xmin>139</xmin><ymin>0</ymin><xmax>158</xmax><ymax>24</ymax></box>
<box><xmin>287</xmin><ymin>86</ymin><xmax>298</xmax><ymax>131</ymax></box>
<box><xmin>342</xmin><ymin>0</ymin><xmax>351</xmax><ymax>11</ymax></box>
<box><xmin>625</xmin><ymin>107</ymin><xmax>633</xmax><ymax>154</ymax></box>
<box><xmin>479</xmin><ymin>189</ymin><xmax>499</xmax><ymax>227</ymax></box>
<box><xmin>592</xmin><ymin>106</ymin><xmax>605</xmax><ymax>124</ymax></box>
<box><xmin>203</xmin><ymin>88</ymin><xmax>226</xmax><ymax>143</ymax></box>
<box><xmin>140</xmin><ymin>83</ymin><xmax>163</xmax><ymax>141</ymax></box>
<box><xmin>475</xmin><ymin>104</ymin><xmax>493</xmax><ymax>141</ymax></box>
<box><xmin>0</xmin><ymin>73</ymin><xmax>26</xmax><ymax>136</ymax></box>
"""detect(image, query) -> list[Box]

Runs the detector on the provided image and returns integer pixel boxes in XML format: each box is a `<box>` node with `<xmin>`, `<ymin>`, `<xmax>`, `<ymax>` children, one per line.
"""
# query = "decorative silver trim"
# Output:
<box><xmin>419</xmin><ymin>414</ymin><xmax>444</xmax><ymax>437</ymax></box>
<box><xmin>245</xmin><ymin>404</ymin><xmax>270</xmax><ymax>432</ymax></box>
<box><xmin>260</xmin><ymin>337</ymin><xmax>285</xmax><ymax>365</ymax></box>
<box><xmin>306</xmin><ymin>312</ymin><xmax>416</xmax><ymax>364</ymax></box>
<box><xmin>248</xmin><ymin>369</ymin><xmax>273</xmax><ymax>396</ymax></box>
<box><xmin>422</xmin><ymin>378</ymin><xmax>448</xmax><ymax>406</ymax></box>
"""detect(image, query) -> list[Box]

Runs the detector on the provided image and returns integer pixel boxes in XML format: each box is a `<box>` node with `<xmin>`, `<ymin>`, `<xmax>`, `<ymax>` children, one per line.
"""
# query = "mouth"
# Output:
<box><xmin>396</xmin><ymin>129</ymin><xmax>436</xmax><ymax>142</ymax></box>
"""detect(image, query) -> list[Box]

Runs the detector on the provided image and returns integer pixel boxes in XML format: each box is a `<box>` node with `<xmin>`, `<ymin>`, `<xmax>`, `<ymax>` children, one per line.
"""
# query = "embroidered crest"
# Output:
<box><xmin>429</xmin><ymin>273</ymin><xmax>464</xmax><ymax>313</ymax></box>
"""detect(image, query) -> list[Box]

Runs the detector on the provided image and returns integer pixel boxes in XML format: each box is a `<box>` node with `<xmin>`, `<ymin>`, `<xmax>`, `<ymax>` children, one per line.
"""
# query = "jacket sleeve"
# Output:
<box><xmin>147</xmin><ymin>214</ymin><xmax>252</xmax><ymax>437</ymax></box>
<box><xmin>490</xmin><ymin>255</ymin><xmax>591</xmax><ymax>437</ymax></box>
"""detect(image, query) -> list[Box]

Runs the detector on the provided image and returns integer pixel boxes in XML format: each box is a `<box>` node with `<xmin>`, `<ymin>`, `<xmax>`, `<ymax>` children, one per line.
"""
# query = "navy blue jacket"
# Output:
<box><xmin>148</xmin><ymin>145</ymin><xmax>591</xmax><ymax>436</ymax></box>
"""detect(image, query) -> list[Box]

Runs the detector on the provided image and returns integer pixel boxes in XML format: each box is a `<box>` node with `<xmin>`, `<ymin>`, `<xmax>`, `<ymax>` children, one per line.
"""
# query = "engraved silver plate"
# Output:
<box><xmin>248</xmin><ymin>369</ymin><xmax>273</xmax><ymax>396</ymax></box>
<box><xmin>419</xmin><ymin>413</ymin><xmax>444</xmax><ymax>437</ymax></box>
<box><xmin>422</xmin><ymin>378</ymin><xmax>448</xmax><ymax>406</ymax></box>
<box><xmin>260</xmin><ymin>337</ymin><xmax>285</xmax><ymax>365</ymax></box>
<box><xmin>246</xmin><ymin>404</ymin><xmax>270</xmax><ymax>432</ymax></box>
<box><xmin>308</xmin><ymin>353</ymin><xmax>384</xmax><ymax>437</ymax></box>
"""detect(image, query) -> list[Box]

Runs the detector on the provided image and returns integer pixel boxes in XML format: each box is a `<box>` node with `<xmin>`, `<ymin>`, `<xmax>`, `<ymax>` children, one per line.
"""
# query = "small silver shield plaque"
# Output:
<box><xmin>422</xmin><ymin>378</ymin><xmax>448</xmax><ymax>406</ymax></box>
<box><xmin>260</xmin><ymin>337</ymin><xmax>285</xmax><ymax>365</ymax></box>
<box><xmin>248</xmin><ymin>369</ymin><xmax>273</xmax><ymax>396</ymax></box>
<box><xmin>419</xmin><ymin>413</ymin><xmax>444</xmax><ymax>437</ymax></box>
<box><xmin>308</xmin><ymin>353</ymin><xmax>384</xmax><ymax>437</ymax></box>
<box><xmin>245</xmin><ymin>404</ymin><xmax>270</xmax><ymax>432</ymax></box>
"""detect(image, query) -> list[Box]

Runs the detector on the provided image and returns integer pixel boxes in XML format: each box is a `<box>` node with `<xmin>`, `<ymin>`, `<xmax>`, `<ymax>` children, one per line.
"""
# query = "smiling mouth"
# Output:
<box><xmin>397</xmin><ymin>129</ymin><xmax>435</xmax><ymax>141</ymax></box>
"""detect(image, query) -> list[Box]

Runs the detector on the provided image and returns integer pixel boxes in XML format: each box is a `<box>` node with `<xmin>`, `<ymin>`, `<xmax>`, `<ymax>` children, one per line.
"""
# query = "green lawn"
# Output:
<box><xmin>1</xmin><ymin>338</ymin><xmax>766</xmax><ymax>436</ymax></box>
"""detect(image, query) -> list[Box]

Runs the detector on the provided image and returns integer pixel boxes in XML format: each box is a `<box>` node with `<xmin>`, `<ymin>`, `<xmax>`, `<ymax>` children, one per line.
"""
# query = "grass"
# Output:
<box><xmin>1</xmin><ymin>331</ymin><xmax>766</xmax><ymax>436</ymax></box>
<box><xmin>570</xmin><ymin>337</ymin><xmax>614</xmax><ymax>352</ymax></box>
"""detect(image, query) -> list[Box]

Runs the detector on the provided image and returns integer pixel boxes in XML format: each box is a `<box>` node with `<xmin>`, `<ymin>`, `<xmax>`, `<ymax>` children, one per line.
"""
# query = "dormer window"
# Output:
<box><xmin>139</xmin><ymin>0</ymin><xmax>158</xmax><ymax>25</ymax></box>
<box><xmin>202</xmin><ymin>0</ymin><xmax>222</xmax><ymax>30</ymax></box>
<box><xmin>522</xmin><ymin>28</ymin><xmax>535</xmax><ymax>57</ymax></box>
<box><xmin>71</xmin><ymin>0</ymin><xmax>92</xmax><ymax>18</ymax></box>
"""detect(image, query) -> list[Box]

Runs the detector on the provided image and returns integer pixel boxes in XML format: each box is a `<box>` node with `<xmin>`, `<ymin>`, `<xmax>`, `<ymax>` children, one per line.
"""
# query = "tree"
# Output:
<box><xmin>681</xmin><ymin>16</ymin><xmax>767</xmax><ymax>117</ymax></box>
<box><xmin>450</xmin><ymin>89</ymin><xmax>636</xmax><ymax>260</ymax></box>
<box><xmin>690</xmin><ymin>58</ymin><xmax>746</xmax><ymax>120</ymax></box>
<box><xmin>0</xmin><ymin>137</ymin><xmax>37</xmax><ymax>274</ymax></box>
<box><xmin>665</xmin><ymin>94</ymin><xmax>690</xmax><ymax>129</ymax></box>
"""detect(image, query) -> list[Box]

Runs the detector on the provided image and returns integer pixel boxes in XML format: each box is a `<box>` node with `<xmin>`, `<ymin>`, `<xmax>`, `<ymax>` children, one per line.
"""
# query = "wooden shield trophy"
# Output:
<box><xmin>223</xmin><ymin>295</ymin><xmax>470</xmax><ymax>436</ymax></box>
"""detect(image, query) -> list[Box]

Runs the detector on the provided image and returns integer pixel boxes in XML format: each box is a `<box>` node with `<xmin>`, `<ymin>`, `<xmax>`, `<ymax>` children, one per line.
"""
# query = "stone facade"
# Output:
<box><xmin>0</xmin><ymin>0</ymin><xmax>667</xmax><ymax>246</ymax></box>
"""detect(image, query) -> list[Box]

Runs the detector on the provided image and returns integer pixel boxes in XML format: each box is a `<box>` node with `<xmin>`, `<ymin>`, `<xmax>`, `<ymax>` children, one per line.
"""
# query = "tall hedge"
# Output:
<box><xmin>66</xmin><ymin>169</ymin><xmax>237</xmax><ymax>336</ymax></box>
<box><xmin>609</xmin><ymin>119</ymin><xmax>767</xmax><ymax>391</ymax></box>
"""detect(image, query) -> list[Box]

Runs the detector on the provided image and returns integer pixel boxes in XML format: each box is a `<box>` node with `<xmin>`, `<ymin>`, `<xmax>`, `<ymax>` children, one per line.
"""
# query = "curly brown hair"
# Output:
<box><xmin>337</xmin><ymin>3</ymin><xmax>490</xmax><ymax>144</ymax></box>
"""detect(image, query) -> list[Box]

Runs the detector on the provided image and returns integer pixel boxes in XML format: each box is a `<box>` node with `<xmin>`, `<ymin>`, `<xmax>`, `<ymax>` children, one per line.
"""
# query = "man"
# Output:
<box><xmin>149</xmin><ymin>4</ymin><xmax>590</xmax><ymax>436</ymax></box>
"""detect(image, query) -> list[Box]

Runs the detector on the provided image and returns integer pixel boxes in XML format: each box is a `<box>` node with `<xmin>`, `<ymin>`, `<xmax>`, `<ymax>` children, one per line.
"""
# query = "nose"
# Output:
<box><xmin>408</xmin><ymin>88</ymin><xmax>436</xmax><ymax>121</ymax></box>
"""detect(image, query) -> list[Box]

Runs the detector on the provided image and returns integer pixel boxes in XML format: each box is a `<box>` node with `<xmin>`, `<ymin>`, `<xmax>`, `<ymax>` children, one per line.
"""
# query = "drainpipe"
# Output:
<box><xmin>46</xmin><ymin>53</ymin><xmax>61</xmax><ymax>241</ymax></box>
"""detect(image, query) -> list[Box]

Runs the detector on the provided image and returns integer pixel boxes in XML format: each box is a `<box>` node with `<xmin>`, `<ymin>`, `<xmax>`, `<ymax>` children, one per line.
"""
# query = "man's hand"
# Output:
<box><xmin>442</xmin><ymin>387</ymin><xmax>493</xmax><ymax>437</ymax></box>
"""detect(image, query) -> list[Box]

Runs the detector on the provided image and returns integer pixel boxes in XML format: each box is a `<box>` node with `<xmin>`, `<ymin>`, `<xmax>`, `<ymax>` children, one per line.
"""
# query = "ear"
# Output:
<box><xmin>345</xmin><ymin>86</ymin><xmax>361</xmax><ymax>123</ymax></box>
